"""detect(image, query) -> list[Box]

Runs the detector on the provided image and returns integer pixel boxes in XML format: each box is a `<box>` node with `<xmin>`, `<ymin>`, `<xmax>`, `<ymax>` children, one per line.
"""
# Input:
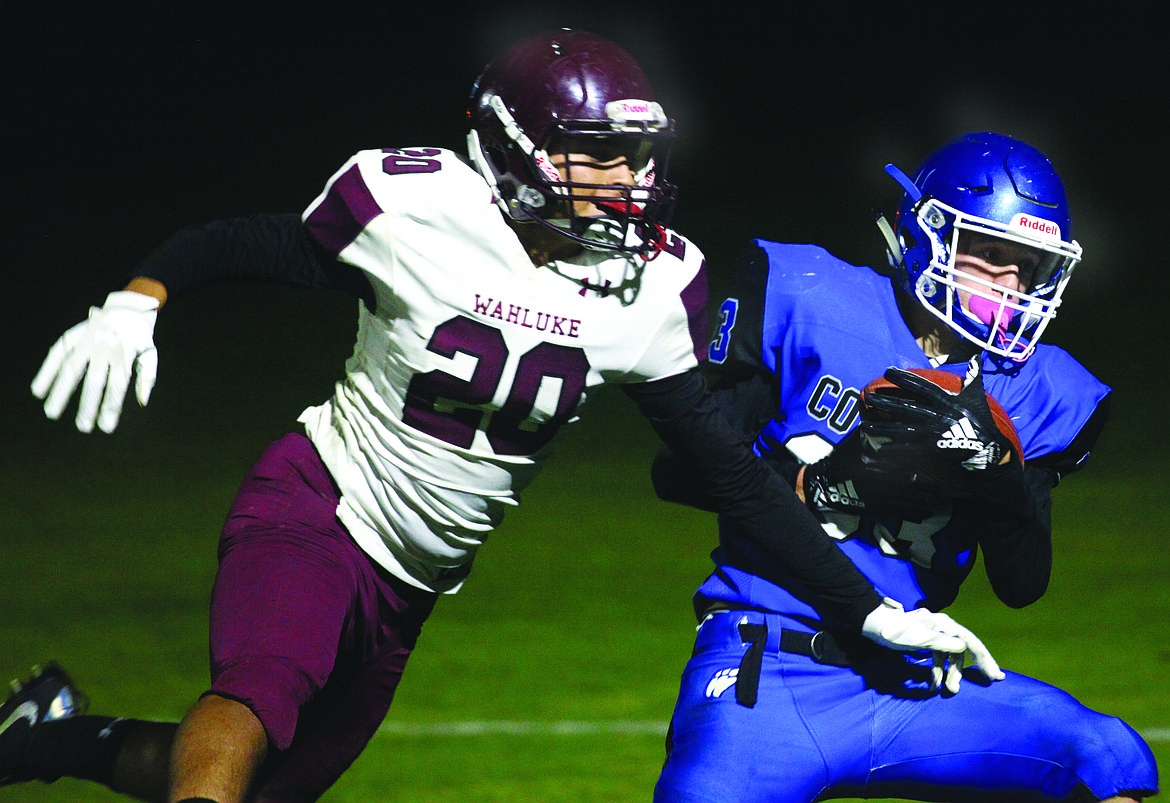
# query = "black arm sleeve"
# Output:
<box><xmin>967</xmin><ymin>393</ymin><xmax>1111</xmax><ymax>609</ymax></box>
<box><xmin>651</xmin><ymin>371</ymin><xmax>791</xmax><ymax>510</ymax></box>
<box><xmin>129</xmin><ymin>213</ymin><xmax>376</xmax><ymax>308</ymax></box>
<box><xmin>959</xmin><ymin>463</ymin><xmax>1055</xmax><ymax>608</ymax></box>
<box><xmin>625</xmin><ymin>369</ymin><xmax>882</xmax><ymax>629</ymax></box>
<box><xmin>652</xmin><ymin>243</ymin><xmax>793</xmax><ymax>509</ymax></box>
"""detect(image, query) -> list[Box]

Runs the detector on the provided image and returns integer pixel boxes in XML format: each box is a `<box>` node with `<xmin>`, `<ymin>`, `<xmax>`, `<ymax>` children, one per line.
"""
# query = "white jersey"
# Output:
<box><xmin>297</xmin><ymin>148</ymin><xmax>707</xmax><ymax>593</ymax></box>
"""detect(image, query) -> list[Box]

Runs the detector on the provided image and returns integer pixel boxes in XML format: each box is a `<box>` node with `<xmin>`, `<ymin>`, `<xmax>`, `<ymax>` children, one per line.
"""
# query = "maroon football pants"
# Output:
<box><xmin>208</xmin><ymin>432</ymin><xmax>438</xmax><ymax>801</ymax></box>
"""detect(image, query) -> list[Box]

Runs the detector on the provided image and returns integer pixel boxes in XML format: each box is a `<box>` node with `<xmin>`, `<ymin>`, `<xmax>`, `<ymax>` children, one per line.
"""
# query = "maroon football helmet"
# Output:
<box><xmin>467</xmin><ymin>30</ymin><xmax>677</xmax><ymax>256</ymax></box>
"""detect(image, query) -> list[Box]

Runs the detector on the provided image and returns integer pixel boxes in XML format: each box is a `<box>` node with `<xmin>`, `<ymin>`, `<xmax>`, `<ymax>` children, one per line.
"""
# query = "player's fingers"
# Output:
<box><xmin>75</xmin><ymin>357</ymin><xmax>113</xmax><ymax>434</ymax></box>
<box><xmin>31</xmin><ymin>337</ymin><xmax>69</xmax><ymax>400</ymax></box>
<box><xmin>963</xmin><ymin>639</ymin><xmax>1004</xmax><ymax>682</ymax></box>
<box><xmin>96</xmin><ymin>354</ymin><xmax>133</xmax><ymax>434</ymax></box>
<box><xmin>862</xmin><ymin>392</ymin><xmax>946</xmax><ymax>425</ymax></box>
<box><xmin>944</xmin><ymin>657</ymin><xmax>963</xmax><ymax>694</ymax></box>
<box><xmin>32</xmin><ymin>322</ymin><xmax>88</xmax><ymax>405</ymax></box>
<box><xmin>42</xmin><ymin>348</ymin><xmax>91</xmax><ymax>422</ymax></box>
<box><xmin>134</xmin><ymin>347</ymin><xmax>158</xmax><ymax>407</ymax></box>
<box><xmin>883</xmin><ymin>367</ymin><xmax>955</xmax><ymax>400</ymax></box>
<box><xmin>943</xmin><ymin>619</ymin><xmax>1004</xmax><ymax>682</ymax></box>
<box><xmin>958</xmin><ymin>355</ymin><xmax>985</xmax><ymax>393</ymax></box>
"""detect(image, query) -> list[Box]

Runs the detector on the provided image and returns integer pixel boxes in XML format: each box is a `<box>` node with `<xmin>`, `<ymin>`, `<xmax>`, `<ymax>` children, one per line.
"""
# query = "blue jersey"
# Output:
<box><xmin>698</xmin><ymin>241</ymin><xmax>1111</xmax><ymax>623</ymax></box>
<box><xmin>657</xmin><ymin>241</ymin><xmax>1153</xmax><ymax>803</ymax></box>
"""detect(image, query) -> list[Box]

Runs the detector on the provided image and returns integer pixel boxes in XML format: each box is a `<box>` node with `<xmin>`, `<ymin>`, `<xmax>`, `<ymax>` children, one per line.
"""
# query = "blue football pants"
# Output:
<box><xmin>655</xmin><ymin>610</ymin><xmax>1158</xmax><ymax>803</ymax></box>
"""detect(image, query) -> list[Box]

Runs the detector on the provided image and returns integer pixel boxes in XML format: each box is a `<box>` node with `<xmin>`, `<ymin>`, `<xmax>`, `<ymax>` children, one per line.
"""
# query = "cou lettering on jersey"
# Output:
<box><xmin>807</xmin><ymin>374</ymin><xmax>862</xmax><ymax>435</ymax></box>
<box><xmin>473</xmin><ymin>294</ymin><xmax>581</xmax><ymax>338</ymax></box>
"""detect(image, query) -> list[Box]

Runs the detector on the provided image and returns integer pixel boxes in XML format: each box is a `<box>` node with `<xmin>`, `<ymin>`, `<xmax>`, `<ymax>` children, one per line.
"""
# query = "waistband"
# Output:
<box><xmin>695</xmin><ymin>609</ymin><xmax>863</xmax><ymax>669</ymax></box>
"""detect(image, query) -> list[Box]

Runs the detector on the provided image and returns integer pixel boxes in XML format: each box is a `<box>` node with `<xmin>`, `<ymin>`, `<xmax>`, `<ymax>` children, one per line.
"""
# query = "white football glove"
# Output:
<box><xmin>31</xmin><ymin>290</ymin><xmax>160</xmax><ymax>434</ymax></box>
<box><xmin>861</xmin><ymin>597</ymin><xmax>1004</xmax><ymax>694</ymax></box>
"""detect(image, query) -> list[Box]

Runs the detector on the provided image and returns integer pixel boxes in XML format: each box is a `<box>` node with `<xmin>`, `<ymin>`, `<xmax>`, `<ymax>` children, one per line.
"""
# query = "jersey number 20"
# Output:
<box><xmin>403</xmin><ymin>315</ymin><xmax>589</xmax><ymax>456</ymax></box>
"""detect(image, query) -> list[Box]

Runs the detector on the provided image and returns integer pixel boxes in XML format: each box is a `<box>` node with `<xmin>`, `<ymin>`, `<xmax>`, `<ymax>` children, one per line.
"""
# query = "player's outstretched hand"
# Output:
<box><xmin>861</xmin><ymin>598</ymin><xmax>1005</xmax><ymax>694</ymax></box>
<box><xmin>31</xmin><ymin>290</ymin><xmax>160</xmax><ymax>434</ymax></box>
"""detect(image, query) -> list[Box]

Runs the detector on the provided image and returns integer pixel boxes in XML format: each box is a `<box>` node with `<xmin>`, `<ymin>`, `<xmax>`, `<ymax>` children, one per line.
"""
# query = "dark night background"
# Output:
<box><xmin>4</xmin><ymin>2</ymin><xmax>1166</xmax><ymax>473</ymax></box>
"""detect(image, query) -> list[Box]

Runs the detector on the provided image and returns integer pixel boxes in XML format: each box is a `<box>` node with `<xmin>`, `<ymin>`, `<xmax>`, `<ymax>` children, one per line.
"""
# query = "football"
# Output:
<box><xmin>860</xmin><ymin>367</ymin><xmax>1023</xmax><ymax>466</ymax></box>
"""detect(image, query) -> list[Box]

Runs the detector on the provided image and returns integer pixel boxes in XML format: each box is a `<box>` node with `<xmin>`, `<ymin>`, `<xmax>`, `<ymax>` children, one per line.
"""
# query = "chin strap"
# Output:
<box><xmin>873</xmin><ymin>163</ymin><xmax>920</xmax><ymax>270</ymax></box>
<box><xmin>874</xmin><ymin>210</ymin><xmax>902</xmax><ymax>270</ymax></box>
<box><xmin>486</xmin><ymin>94</ymin><xmax>560</xmax><ymax>185</ymax></box>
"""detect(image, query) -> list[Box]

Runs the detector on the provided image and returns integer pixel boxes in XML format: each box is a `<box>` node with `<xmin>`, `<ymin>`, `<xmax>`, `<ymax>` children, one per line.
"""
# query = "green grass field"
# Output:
<box><xmin>4</xmin><ymin>291</ymin><xmax>1166</xmax><ymax>802</ymax></box>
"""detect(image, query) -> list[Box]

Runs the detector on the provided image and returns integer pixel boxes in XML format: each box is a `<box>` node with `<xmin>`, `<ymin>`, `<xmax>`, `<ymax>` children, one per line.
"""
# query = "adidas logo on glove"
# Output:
<box><xmin>813</xmin><ymin>479</ymin><xmax>863</xmax><ymax>509</ymax></box>
<box><xmin>937</xmin><ymin>418</ymin><xmax>1000</xmax><ymax>469</ymax></box>
<box><xmin>936</xmin><ymin>418</ymin><xmax>985</xmax><ymax>452</ymax></box>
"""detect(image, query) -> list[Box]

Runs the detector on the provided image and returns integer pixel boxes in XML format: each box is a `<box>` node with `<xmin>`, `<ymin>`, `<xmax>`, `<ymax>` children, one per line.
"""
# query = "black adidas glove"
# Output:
<box><xmin>802</xmin><ymin>426</ymin><xmax>952</xmax><ymax>520</ymax></box>
<box><xmin>860</xmin><ymin>359</ymin><xmax>1017</xmax><ymax>494</ymax></box>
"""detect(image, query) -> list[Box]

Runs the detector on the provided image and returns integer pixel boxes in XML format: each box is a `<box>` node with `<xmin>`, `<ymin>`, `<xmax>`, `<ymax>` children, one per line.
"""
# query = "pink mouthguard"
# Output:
<box><xmin>968</xmin><ymin>294</ymin><xmax>1012</xmax><ymax>336</ymax></box>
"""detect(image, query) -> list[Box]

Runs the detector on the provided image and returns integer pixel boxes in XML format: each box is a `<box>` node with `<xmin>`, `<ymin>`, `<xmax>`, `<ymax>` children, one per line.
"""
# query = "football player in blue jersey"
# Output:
<box><xmin>652</xmin><ymin>132</ymin><xmax>1159</xmax><ymax>803</ymax></box>
<box><xmin>3</xmin><ymin>32</ymin><xmax>1001</xmax><ymax>803</ymax></box>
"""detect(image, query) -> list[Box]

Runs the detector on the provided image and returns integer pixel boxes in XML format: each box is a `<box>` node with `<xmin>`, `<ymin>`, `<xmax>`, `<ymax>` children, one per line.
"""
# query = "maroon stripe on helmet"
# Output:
<box><xmin>681</xmin><ymin>258</ymin><xmax>709</xmax><ymax>364</ymax></box>
<box><xmin>304</xmin><ymin>164</ymin><xmax>383</xmax><ymax>256</ymax></box>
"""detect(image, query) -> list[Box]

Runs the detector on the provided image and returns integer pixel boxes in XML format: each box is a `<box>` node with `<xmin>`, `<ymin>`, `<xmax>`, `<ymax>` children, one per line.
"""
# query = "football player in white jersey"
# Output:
<box><xmin>7</xmin><ymin>30</ymin><xmax>999</xmax><ymax>803</ymax></box>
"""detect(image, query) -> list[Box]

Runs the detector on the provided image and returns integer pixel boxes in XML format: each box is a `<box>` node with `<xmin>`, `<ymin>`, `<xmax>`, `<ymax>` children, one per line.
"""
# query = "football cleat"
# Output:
<box><xmin>0</xmin><ymin>662</ymin><xmax>89</xmax><ymax>785</ymax></box>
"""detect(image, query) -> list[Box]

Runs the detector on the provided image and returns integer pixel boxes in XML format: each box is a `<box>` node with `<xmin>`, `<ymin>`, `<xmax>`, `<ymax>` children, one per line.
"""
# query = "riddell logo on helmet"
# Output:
<box><xmin>610</xmin><ymin>100</ymin><xmax>652</xmax><ymax>115</ymax></box>
<box><xmin>1010</xmin><ymin>213</ymin><xmax>1061</xmax><ymax>239</ymax></box>
<box><xmin>606</xmin><ymin>99</ymin><xmax>666</xmax><ymax>126</ymax></box>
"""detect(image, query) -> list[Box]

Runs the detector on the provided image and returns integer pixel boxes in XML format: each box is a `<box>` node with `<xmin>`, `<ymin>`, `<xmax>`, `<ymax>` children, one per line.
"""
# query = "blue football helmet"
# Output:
<box><xmin>879</xmin><ymin>132</ymin><xmax>1082</xmax><ymax>361</ymax></box>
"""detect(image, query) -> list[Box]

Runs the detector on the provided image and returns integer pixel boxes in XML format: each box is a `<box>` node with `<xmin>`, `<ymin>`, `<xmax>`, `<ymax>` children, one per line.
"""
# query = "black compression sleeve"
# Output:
<box><xmin>964</xmin><ymin>392</ymin><xmax>1109</xmax><ymax>609</ymax></box>
<box><xmin>651</xmin><ymin>371</ymin><xmax>783</xmax><ymax>510</ymax></box>
<box><xmin>961</xmin><ymin>462</ymin><xmax>1056</xmax><ymax>608</ymax></box>
<box><xmin>653</xmin><ymin>243</ymin><xmax>784</xmax><ymax>511</ymax></box>
<box><xmin>129</xmin><ymin>213</ymin><xmax>375</xmax><ymax>307</ymax></box>
<box><xmin>625</xmin><ymin>370</ymin><xmax>882</xmax><ymax>628</ymax></box>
